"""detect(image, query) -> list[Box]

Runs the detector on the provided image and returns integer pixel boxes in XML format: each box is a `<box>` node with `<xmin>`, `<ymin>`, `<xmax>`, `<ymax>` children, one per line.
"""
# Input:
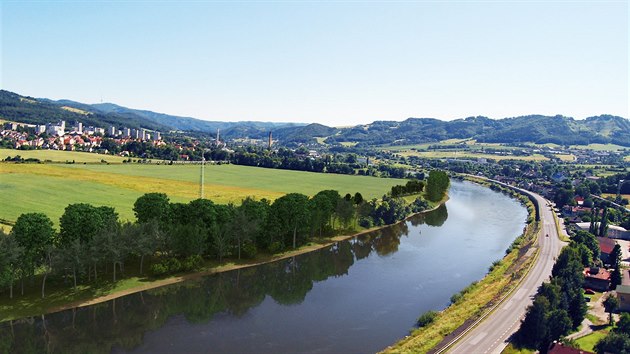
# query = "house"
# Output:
<box><xmin>548</xmin><ymin>341</ymin><xmax>593</xmax><ymax>354</ymax></box>
<box><xmin>574</xmin><ymin>196</ymin><xmax>584</xmax><ymax>206</ymax></box>
<box><xmin>583</xmin><ymin>267</ymin><xmax>611</xmax><ymax>291</ymax></box>
<box><xmin>616</xmin><ymin>285</ymin><xmax>630</xmax><ymax>312</ymax></box>
<box><xmin>577</xmin><ymin>222</ymin><xmax>630</xmax><ymax>240</ymax></box>
<box><xmin>597</xmin><ymin>237</ymin><xmax>617</xmax><ymax>265</ymax></box>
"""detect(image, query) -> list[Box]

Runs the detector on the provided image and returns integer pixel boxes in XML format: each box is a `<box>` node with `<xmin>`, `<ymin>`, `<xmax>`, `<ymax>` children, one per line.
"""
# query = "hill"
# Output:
<box><xmin>326</xmin><ymin>115</ymin><xmax>630</xmax><ymax>147</ymax></box>
<box><xmin>1</xmin><ymin>90</ymin><xmax>628</xmax><ymax>147</ymax></box>
<box><xmin>0</xmin><ymin>91</ymin><xmax>169</xmax><ymax>131</ymax></box>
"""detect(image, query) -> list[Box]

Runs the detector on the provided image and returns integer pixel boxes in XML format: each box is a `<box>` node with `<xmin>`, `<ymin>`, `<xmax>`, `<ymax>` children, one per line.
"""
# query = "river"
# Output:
<box><xmin>0</xmin><ymin>180</ymin><xmax>528</xmax><ymax>353</ymax></box>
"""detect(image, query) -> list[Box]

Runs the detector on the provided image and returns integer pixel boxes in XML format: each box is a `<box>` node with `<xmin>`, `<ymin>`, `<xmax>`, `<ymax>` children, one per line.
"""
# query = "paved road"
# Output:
<box><xmin>447</xmin><ymin>182</ymin><xmax>565</xmax><ymax>354</ymax></box>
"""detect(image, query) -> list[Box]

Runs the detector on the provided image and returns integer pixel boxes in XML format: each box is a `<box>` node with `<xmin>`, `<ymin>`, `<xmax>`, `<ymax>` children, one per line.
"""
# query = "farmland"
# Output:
<box><xmin>0</xmin><ymin>163</ymin><xmax>405</xmax><ymax>228</ymax></box>
<box><xmin>0</xmin><ymin>147</ymin><xmax>128</xmax><ymax>163</ymax></box>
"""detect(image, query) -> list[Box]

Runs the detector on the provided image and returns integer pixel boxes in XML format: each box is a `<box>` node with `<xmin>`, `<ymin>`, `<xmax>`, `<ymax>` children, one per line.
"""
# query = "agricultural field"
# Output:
<box><xmin>0</xmin><ymin>163</ymin><xmax>405</xmax><ymax>228</ymax></box>
<box><xmin>602</xmin><ymin>193</ymin><xmax>630</xmax><ymax>203</ymax></box>
<box><xmin>0</xmin><ymin>148</ymin><xmax>127</xmax><ymax>163</ymax></box>
<box><xmin>395</xmin><ymin>149</ymin><xmax>549</xmax><ymax>161</ymax></box>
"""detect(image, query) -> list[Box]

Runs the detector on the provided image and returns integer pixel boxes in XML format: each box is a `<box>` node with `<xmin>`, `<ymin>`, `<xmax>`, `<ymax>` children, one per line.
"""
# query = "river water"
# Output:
<box><xmin>0</xmin><ymin>181</ymin><xmax>528</xmax><ymax>353</ymax></box>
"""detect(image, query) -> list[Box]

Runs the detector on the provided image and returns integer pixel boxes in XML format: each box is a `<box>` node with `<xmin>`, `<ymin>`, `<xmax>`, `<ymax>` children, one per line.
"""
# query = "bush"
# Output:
<box><xmin>181</xmin><ymin>255</ymin><xmax>203</xmax><ymax>271</ymax></box>
<box><xmin>416</xmin><ymin>310</ymin><xmax>438</xmax><ymax>328</ymax></box>
<box><xmin>358</xmin><ymin>217</ymin><xmax>374</xmax><ymax>228</ymax></box>
<box><xmin>488</xmin><ymin>259</ymin><xmax>502</xmax><ymax>272</ymax></box>
<box><xmin>268</xmin><ymin>241</ymin><xmax>283</xmax><ymax>254</ymax></box>
<box><xmin>242</xmin><ymin>241</ymin><xmax>258</xmax><ymax>259</ymax></box>
<box><xmin>150</xmin><ymin>263</ymin><xmax>168</xmax><ymax>276</ymax></box>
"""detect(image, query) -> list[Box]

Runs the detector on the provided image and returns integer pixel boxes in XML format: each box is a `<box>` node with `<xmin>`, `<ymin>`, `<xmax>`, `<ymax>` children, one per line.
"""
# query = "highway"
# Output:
<box><xmin>446</xmin><ymin>182</ymin><xmax>565</xmax><ymax>354</ymax></box>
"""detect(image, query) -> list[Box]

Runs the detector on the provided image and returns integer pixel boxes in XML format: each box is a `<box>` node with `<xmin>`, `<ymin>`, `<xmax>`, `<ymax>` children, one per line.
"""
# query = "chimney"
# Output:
<box><xmin>268</xmin><ymin>131</ymin><xmax>272</xmax><ymax>149</ymax></box>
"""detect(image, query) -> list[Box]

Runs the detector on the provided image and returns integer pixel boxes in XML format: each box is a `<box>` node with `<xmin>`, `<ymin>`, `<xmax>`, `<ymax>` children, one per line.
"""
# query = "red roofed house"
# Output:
<box><xmin>547</xmin><ymin>342</ymin><xmax>594</xmax><ymax>354</ymax></box>
<box><xmin>574</xmin><ymin>196</ymin><xmax>584</xmax><ymax>206</ymax></box>
<box><xmin>548</xmin><ymin>341</ymin><xmax>593</xmax><ymax>354</ymax></box>
<box><xmin>597</xmin><ymin>236</ymin><xmax>616</xmax><ymax>265</ymax></box>
<box><xmin>583</xmin><ymin>267</ymin><xmax>611</xmax><ymax>292</ymax></box>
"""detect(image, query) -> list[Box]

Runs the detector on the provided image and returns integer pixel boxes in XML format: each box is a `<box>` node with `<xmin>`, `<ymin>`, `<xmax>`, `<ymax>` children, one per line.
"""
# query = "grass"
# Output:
<box><xmin>570</xmin><ymin>143</ymin><xmax>629</xmax><ymax>151</ymax></box>
<box><xmin>502</xmin><ymin>343</ymin><xmax>535</xmax><ymax>354</ymax></box>
<box><xmin>0</xmin><ymin>148</ymin><xmax>128</xmax><ymax>163</ymax></box>
<box><xmin>574</xmin><ymin>326</ymin><xmax>611</xmax><ymax>352</ymax></box>
<box><xmin>0</xmin><ymin>163</ymin><xmax>405</xmax><ymax>226</ymax></box>
<box><xmin>602</xmin><ymin>193</ymin><xmax>630</xmax><ymax>203</ymax></box>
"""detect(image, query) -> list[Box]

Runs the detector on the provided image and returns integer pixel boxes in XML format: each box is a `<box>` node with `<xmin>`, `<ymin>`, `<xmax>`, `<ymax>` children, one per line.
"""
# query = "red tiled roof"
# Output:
<box><xmin>584</xmin><ymin>267</ymin><xmax>611</xmax><ymax>281</ymax></box>
<box><xmin>597</xmin><ymin>237</ymin><xmax>616</xmax><ymax>255</ymax></box>
<box><xmin>548</xmin><ymin>342</ymin><xmax>594</xmax><ymax>354</ymax></box>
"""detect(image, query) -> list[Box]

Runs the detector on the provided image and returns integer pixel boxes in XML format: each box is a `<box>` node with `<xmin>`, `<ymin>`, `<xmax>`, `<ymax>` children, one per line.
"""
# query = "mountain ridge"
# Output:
<box><xmin>1</xmin><ymin>90</ymin><xmax>628</xmax><ymax>146</ymax></box>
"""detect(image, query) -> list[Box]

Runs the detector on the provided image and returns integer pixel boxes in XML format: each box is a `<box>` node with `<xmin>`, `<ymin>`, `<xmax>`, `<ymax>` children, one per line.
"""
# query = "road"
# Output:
<box><xmin>446</xmin><ymin>182</ymin><xmax>565</xmax><ymax>354</ymax></box>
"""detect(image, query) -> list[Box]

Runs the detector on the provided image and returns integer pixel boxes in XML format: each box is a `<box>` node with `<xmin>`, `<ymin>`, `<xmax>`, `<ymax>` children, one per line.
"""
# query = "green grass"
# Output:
<box><xmin>0</xmin><ymin>163</ymin><xmax>405</xmax><ymax>226</ymax></box>
<box><xmin>0</xmin><ymin>147</ymin><xmax>128</xmax><ymax>163</ymax></box>
<box><xmin>502</xmin><ymin>343</ymin><xmax>535</xmax><ymax>354</ymax></box>
<box><xmin>570</xmin><ymin>143</ymin><xmax>629</xmax><ymax>151</ymax></box>
<box><xmin>574</xmin><ymin>326</ymin><xmax>611</xmax><ymax>352</ymax></box>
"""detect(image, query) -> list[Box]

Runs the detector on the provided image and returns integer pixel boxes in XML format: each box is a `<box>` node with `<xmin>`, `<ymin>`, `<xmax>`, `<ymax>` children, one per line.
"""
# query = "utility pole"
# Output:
<box><xmin>200</xmin><ymin>155</ymin><xmax>205</xmax><ymax>199</ymax></box>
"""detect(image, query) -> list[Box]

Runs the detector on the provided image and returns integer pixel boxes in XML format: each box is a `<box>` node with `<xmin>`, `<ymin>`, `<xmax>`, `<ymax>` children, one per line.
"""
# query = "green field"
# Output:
<box><xmin>0</xmin><ymin>148</ymin><xmax>127</xmax><ymax>163</ymax></box>
<box><xmin>0</xmin><ymin>163</ymin><xmax>404</xmax><ymax>228</ymax></box>
<box><xmin>396</xmin><ymin>150</ymin><xmax>549</xmax><ymax>161</ymax></box>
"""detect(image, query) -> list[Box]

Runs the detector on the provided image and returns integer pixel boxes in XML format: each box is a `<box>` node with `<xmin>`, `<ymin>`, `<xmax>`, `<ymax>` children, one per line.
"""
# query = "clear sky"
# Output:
<box><xmin>1</xmin><ymin>1</ymin><xmax>628</xmax><ymax>126</ymax></box>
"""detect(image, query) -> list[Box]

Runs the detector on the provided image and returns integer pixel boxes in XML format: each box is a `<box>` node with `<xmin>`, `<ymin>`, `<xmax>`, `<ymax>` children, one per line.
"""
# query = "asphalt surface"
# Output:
<box><xmin>447</xmin><ymin>185</ymin><xmax>565</xmax><ymax>354</ymax></box>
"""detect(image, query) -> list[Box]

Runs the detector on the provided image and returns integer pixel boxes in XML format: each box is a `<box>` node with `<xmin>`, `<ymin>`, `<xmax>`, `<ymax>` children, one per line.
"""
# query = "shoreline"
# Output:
<box><xmin>37</xmin><ymin>194</ymin><xmax>449</xmax><ymax>318</ymax></box>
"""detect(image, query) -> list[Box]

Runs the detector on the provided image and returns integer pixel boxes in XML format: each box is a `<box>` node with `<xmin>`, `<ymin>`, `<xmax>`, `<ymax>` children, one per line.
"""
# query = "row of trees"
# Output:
<box><xmin>0</xmin><ymin>172</ymin><xmax>449</xmax><ymax>299</ymax></box>
<box><xmin>514</xmin><ymin>238</ymin><xmax>591</xmax><ymax>351</ymax></box>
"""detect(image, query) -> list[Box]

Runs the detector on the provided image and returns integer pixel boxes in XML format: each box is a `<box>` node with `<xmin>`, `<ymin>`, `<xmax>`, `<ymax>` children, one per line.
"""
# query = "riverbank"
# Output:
<box><xmin>1</xmin><ymin>193</ymin><xmax>449</xmax><ymax>322</ymax></box>
<box><xmin>383</xmin><ymin>177</ymin><xmax>540</xmax><ymax>353</ymax></box>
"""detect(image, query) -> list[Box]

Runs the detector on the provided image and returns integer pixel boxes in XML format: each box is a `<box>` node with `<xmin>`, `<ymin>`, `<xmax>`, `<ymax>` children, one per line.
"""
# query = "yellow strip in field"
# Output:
<box><xmin>0</xmin><ymin>164</ymin><xmax>283</xmax><ymax>203</ymax></box>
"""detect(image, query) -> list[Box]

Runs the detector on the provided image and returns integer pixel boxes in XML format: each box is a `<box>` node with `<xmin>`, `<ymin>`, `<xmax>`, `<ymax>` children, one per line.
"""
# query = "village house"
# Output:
<box><xmin>616</xmin><ymin>285</ymin><xmax>630</xmax><ymax>312</ymax></box>
<box><xmin>583</xmin><ymin>267</ymin><xmax>611</xmax><ymax>292</ymax></box>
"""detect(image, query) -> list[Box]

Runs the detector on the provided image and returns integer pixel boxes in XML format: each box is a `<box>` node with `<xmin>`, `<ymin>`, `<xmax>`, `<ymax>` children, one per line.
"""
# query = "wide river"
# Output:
<box><xmin>1</xmin><ymin>181</ymin><xmax>528</xmax><ymax>353</ymax></box>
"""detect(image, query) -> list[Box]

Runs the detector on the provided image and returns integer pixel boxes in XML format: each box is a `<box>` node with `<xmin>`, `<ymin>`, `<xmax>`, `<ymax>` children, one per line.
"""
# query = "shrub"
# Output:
<box><xmin>268</xmin><ymin>241</ymin><xmax>283</xmax><ymax>253</ymax></box>
<box><xmin>181</xmin><ymin>255</ymin><xmax>203</xmax><ymax>271</ymax></box>
<box><xmin>416</xmin><ymin>310</ymin><xmax>438</xmax><ymax>328</ymax></box>
<box><xmin>242</xmin><ymin>241</ymin><xmax>258</xmax><ymax>259</ymax></box>
<box><xmin>150</xmin><ymin>263</ymin><xmax>168</xmax><ymax>276</ymax></box>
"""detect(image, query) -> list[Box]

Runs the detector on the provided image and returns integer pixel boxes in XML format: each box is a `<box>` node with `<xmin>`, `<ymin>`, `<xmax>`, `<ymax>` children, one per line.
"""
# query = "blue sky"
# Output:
<box><xmin>1</xmin><ymin>1</ymin><xmax>628</xmax><ymax>126</ymax></box>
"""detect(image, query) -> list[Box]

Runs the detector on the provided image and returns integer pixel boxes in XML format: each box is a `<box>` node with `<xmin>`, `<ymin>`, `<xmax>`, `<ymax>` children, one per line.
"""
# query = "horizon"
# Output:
<box><xmin>2</xmin><ymin>1</ymin><xmax>628</xmax><ymax>126</ymax></box>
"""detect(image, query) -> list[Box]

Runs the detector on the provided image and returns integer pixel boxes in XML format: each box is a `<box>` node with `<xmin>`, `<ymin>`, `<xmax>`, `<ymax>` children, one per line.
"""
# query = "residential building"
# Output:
<box><xmin>616</xmin><ymin>285</ymin><xmax>630</xmax><ymax>312</ymax></box>
<box><xmin>583</xmin><ymin>267</ymin><xmax>611</xmax><ymax>292</ymax></box>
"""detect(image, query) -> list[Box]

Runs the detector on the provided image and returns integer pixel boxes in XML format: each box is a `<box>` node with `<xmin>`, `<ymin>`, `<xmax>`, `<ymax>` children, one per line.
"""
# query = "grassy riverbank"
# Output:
<box><xmin>383</xmin><ymin>177</ymin><xmax>540</xmax><ymax>353</ymax></box>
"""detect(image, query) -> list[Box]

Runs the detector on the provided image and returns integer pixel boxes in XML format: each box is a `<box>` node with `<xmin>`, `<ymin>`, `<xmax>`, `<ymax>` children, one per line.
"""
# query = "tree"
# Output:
<box><xmin>231</xmin><ymin>197</ymin><xmax>268</xmax><ymax>259</ymax></box>
<box><xmin>516</xmin><ymin>295</ymin><xmax>550</xmax><ymax>349</ymax></box>
<box><xmin>611</xmin><ymin>244</ymin><xmax>622</xmax><ymax>269</ymax></box>
<box><xmin>594</xmin><ymin>332</ymin><xmax>630</xmax><ymax>354</ymax></box>
<box><xmin>353</xmin><ymin>192</ymin><xmax>364</xmax><ymax>205</ymax></box>
<box><xmin>59</xmin><ymin>203</ymin><xmax>119</xmax><ymax>245</ymax></box>
<box><xmin>603</xmin><ymin>294</ymin><xmax>619</xmax><ymax>325</ymax></box>
<box><xmin>335</xmin><ymin>198</ymin><xmax>355</xmax><ymax>229</ymax></box>
<box><xmin>617</xmin><ymin>313</ymin><xmax>630</xmax><ymax>335</ymax></box>
<box><xmin>12</xmin><ymin>213</ymin><xmax>55</xmax><ymax>290</ymax></box>
<box><xmin>271</xmin><ymin>193</ymin><xmax>310</xmax><ymax>249</ymax></box>
<box><xmin>426</xmin><ymin>170</ymin><xmax>450</xmax><ymax>202</ymax></box>
<box><xmin>0</xmin><ymin>232</ymin><xmax>23</xmax><ymax>298</ymax></box>
<box><xmin>132</xmin><ymin>221</ymin><xmax>161</xmax><ymax>274</ymax></box>
<box><xmin>133</xmin><ymin>193</ymin><xmax>170</xmax><ymax>223</ymax></box>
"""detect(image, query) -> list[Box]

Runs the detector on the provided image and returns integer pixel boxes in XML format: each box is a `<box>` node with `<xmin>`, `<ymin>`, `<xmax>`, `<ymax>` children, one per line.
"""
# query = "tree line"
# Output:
<box><xmin>0</xmin><ymin>171</ymin><xmax>449</xmax><ymax>299</ymax></box>
<box><xmin>513</xmin><ymin>231</ymin><xmax>597</xmax><ymax>351</ymax></box>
